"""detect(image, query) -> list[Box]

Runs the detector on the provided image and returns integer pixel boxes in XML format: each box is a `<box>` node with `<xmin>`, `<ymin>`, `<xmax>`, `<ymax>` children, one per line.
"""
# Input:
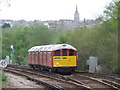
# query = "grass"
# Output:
<box><xmin>2</xmin><ymin>74</ymin><xmax>8</xmax><ymax>85</ymax></box>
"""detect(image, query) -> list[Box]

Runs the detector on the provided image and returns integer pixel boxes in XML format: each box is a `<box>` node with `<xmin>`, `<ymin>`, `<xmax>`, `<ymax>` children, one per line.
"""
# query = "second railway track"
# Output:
<box><xmin>66</xmin><ymin>74</ymin><xmax>119</xmax><ymax>90</ymax></box>
<box><xmin>76</xmin><ymin>72</ymin><xmax>120</xmax><ymax>89</ymax></box>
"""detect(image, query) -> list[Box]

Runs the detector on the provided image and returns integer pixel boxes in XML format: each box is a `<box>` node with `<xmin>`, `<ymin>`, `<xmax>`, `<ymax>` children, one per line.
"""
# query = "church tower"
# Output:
<box><xmin>74</xmin><ymin>5</ymin><xmax>79</xmax><ymax>22</ymax></box>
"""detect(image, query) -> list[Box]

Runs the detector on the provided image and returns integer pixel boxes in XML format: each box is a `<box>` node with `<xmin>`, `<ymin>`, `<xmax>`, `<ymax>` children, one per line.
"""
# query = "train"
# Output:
<box><xmin>28</xmin><ymin>44</ymin><xmax>78</xmax><ymax>73</ymax></box>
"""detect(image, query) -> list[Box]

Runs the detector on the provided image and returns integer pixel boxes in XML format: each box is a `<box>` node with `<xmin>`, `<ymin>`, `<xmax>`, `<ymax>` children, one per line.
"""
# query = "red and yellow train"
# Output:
<box><xmin>28</xmin><ymin>44</ymin><xmax>78</xmax><ymax>73</ymax></box>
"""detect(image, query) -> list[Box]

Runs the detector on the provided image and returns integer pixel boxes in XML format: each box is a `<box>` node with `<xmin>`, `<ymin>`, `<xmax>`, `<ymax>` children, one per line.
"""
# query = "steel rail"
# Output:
<box><xmin>4</xmin><ymin>67</ymin><xmax>92</xmax><ymax>90</ymax></box>
<box><xmin>67</xmin><ymin>74</ymin><xmax>119</xmax><ymax>90</ymax></box>
<box><xmin>76</xmin><ymin>72</ymin><xmax>120</xmax><ymax>89</ymax></box>
<box><xmin>4</xmin><ymin>68</ymin><xmax>64</xmax><ymax>90</ymax></box>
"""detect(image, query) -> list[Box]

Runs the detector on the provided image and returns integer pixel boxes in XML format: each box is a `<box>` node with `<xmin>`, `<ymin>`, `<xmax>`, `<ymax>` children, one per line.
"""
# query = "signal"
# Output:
<box><xmin>0</xmin><ymin>60</ymin><xmax>7</xmax><ymax>68</ymax></box>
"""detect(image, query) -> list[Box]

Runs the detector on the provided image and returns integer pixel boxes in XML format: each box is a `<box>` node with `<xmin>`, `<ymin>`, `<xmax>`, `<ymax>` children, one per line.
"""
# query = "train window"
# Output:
<box><xmin>40</xmin><ymin>52</ymin><xmax>42</xmax><ymax>60</ymax></box>
<box><xmin>62</xmin><ymin>49</ymin><xmax>67</xmax><ymax>56</ymax></box>
<box><xmin>44</xmin><ymin>52</ymin><xmax>46</xmax><ymax>59</ymax></box>
<box><xmin>54</xmin><ymin>50</ymin><xmax>60</xmax><ymax>56</ymax></box>
<box><xmin>43</xmin><ymin>52</ymin><xmax>46</xmax><ymax>60</ymax></box>
<box><xmin>47</xmin><ymin>52</ymin><xmax>51</xmax><ymax>59</ymax></box>
<box><xmin>69</xmin><ymin>49</ymin><xmax>74</xmax><ymax>56</ymax></box>
<box><xmin>36</xmin><ymin>52</ymin><xmax>38</xmax><ymax>63</ymax></box>
<box><xmin>36</xmin><ymin>52</ymin><xmax>38</xmax><ymax>57</ymax></box>
<box><xmin>32</xmin><ymin>52</ymin><xmax>34</xmax><ymax>62</ymax></box>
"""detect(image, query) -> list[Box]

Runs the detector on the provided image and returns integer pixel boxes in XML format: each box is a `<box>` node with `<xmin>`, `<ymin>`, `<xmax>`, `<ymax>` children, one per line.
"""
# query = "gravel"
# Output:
<box><xmin>3</xmin><ymin>72</ymin><xmax>45</xmax><ymax>88</ymax></box>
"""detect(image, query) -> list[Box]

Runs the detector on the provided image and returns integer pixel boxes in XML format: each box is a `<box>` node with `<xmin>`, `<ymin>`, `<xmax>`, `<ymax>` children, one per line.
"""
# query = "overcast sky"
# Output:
<box><xmin>0</xmin><ymin>0</ymin><xmax>112</xmax><ymax>21</ymax></box>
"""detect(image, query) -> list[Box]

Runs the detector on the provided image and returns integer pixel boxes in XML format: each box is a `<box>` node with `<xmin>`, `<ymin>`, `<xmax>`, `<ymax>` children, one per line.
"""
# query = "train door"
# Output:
<box><xmin>61</xmin><ymin>49</ymin><xmax>69</xmax><ymax>66</ymax></box>
<box><xmin>53</xmin><ymin>50</ymin><xmax>61</xmax><ymax>67</ymax></box>
<box><xmin>68</xmin><ymin>49</ymin><xmax>77</xmax><ymax>67</ymax></box>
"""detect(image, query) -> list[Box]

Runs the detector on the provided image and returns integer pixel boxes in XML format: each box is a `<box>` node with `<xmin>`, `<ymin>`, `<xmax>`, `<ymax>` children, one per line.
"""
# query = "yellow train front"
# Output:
<box><xmin>53</xmin><ymin>47</ymin><xmax>78</xmax><ymax>73</ymax></box>
<box><xmin>28</xmin><ymin>44</ymin><xmax>78</xmax><ymax>73</ymax></box>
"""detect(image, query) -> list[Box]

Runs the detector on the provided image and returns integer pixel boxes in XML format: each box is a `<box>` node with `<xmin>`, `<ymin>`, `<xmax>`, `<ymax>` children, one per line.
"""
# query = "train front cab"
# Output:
<box><xmin>53</xmin><ymin>49</ymin><xmax>77</xmax><ymax>73</ymax></box>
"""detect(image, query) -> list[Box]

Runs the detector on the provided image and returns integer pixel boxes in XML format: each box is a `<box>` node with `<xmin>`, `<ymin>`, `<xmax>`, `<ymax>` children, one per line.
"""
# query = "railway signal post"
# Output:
<box><xmin>0</xmin><ymin>60</ymin><xmax>7</xmax><ymax>90</ymax></box>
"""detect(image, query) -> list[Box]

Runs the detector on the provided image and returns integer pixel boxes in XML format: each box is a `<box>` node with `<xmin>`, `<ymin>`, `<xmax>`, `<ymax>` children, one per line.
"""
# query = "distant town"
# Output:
<box><xmin>0</xmin><ymin>5</ymin><xmax>101</xmax><ymax>30</ymax></box>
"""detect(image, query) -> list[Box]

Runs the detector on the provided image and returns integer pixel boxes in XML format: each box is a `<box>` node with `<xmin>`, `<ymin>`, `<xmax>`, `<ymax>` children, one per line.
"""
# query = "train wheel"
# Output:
<box><xmin>49</xmin><ymin>69</ymin><xmax>52</xmax><ymax>72</ymax></box>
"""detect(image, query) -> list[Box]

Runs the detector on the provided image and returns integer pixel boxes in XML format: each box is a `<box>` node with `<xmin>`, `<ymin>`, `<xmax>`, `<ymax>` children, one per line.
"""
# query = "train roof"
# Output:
<box><xmin>28</xmin><ymin>44</ymin><xmax>77</xmax><ymax>52</ymax></box>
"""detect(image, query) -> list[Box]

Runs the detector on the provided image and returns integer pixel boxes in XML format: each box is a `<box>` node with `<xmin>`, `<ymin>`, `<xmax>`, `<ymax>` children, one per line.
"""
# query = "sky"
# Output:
<box><xmin>0</xmin><ymin>0</ymin><xmax>112</xmax><ymax>21</ymax></box>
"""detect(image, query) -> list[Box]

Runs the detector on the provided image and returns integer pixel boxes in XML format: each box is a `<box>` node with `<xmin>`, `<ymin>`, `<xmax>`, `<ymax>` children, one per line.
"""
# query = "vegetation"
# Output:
<box><xmin>2</xmin><ymin>73</ymin><xmax>8</xmax><ymax>85</ymax></box>
<box><xmin>2</xmin><ymin>0</ymin><xmax>119</xmax><ymax>74</ymax></box>
<box><xmin>2</xmin><ymin>23</ymin><xmax>11</xmax><ymax>29</ymax></box>
<box><xmin>2</xmin><ymin>24</ymin><xmax>57</xmax><ymax>65</ymax></box>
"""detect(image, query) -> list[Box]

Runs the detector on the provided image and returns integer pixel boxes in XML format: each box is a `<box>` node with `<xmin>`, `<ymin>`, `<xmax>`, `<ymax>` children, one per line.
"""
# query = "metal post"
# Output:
<box><xmin>0</xmin><ymin>22</ymin><xmax>2</xmax><ymax>90</ymax></box>
<box><xmin>0</xmin><ymin>1</ymin><xmax>11</xmax><ymax>89</ymax></box>
<box><xmin>10</xmin><ymin>45</ymin><xmax>14</xmax><ymax>64</ymax></box>
<box><xmin>0</xmin><ymin>21</ymin><xmax>2</xmax><ymax>90</ymax></box>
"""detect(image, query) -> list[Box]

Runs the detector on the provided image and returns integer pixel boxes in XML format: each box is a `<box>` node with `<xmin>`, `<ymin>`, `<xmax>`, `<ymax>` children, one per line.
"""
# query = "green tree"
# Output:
<box><xmin>2</xmin><ymin>24</ymin><xmax>57</xmax><ymax>65</ymax></box>
<box><xmin>2</xmin><ymin>23</ymin><xmax>11</xmax><ymax>28</ymax></box>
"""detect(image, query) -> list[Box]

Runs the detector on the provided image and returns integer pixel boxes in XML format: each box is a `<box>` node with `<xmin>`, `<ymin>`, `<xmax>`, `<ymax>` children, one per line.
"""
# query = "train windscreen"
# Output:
<box><xmin>54</xmin><ymin>49</ymin><xmax>75</xmax><ymax>56</ymax></box>
<box><xmin>69</xmin><ymin>49</ymin><xmax>74</xmax><ymax>56</ymax></box>
<box><xmin>54</xmin><ymin>50</ymin><xmax>60</xmax><ymax>56</ymax></box>
<box><xmin>62</xmin><ymin>49</ymin><xmax>67</xmax><ymax>56</ymax></box>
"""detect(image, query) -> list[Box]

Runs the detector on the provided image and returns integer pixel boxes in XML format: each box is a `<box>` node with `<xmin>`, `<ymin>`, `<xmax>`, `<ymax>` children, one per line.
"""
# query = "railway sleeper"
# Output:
<box><xmin>27</xmin><ymin>76</ymin><xmax>64</xmax><ymax>90</ymax></box>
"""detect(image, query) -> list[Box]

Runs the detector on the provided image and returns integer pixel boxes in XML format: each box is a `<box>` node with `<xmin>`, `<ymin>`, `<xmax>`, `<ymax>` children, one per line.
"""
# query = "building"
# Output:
<box><xmin>46</xmin><ymin>5</ymin><xmax>81</xmax><ymax>30</ymax></box>
<box><xmin>74</xmin><ymin>5</ymin><xmax>80</xmax><ymax>22</ymax></box>
<box><xmin>0</xmin><ymin>5</ymin><xmax>100</xmax><ymax>30</ymax></box>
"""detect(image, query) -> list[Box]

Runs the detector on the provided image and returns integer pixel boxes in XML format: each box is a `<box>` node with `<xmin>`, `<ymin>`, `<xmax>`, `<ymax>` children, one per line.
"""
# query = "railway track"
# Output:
<box><xmin>4</xmin><ymin>65</ymin><xmax>91</xmax><ymax>90</ymax></box>
<box><xmin>3</xmin><ymin>65</ymin><xmax>119</xmax><ymax>90</ymax></box>
<box><xmin>66</xmin><ymin>74</ymin><xmax>118</xmax><ymax>90</ymax></box>
<box><xmin>76</xmin><ymin>72</ymin><xmax>120</xmax><ymax>89</ymax></box>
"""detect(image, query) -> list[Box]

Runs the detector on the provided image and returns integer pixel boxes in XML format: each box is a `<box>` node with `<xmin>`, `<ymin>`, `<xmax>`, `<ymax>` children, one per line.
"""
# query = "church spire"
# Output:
<box><xmin>75</xmin><ymin>5</ymin><xmax>78</xmax><ymax>13</ymax></box>
<box><xmin>74</xmin><ymin>5</ymin><xmax>79</xmax><ymax>22</ymax></box>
